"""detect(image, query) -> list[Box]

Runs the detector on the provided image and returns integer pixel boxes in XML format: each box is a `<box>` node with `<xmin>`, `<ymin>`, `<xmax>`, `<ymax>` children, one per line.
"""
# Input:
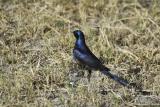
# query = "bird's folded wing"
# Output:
<box><xmin>73</xmin><ymin>49</ymin><xmax>102</xmax><ymax>69</ymax></box>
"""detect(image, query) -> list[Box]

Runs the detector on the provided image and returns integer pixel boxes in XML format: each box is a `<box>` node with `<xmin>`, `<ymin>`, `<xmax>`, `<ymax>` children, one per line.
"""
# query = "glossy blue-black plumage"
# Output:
<box><xmin>73</xmin><ymin>30</ymin><xmax>103</xmax><ymax>69</ymax></box>
<box><xmin>73</xmin><ymin>30</ymin><xmax>129</xmax><ymax>87</ymax></box>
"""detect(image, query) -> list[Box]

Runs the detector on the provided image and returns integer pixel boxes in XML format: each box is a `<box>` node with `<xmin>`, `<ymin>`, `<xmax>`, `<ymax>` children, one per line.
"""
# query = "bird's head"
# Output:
<box><xmin>73</xmin><ymin>30</ymin><xmax>85</xmax><ymax>40</ymax></box>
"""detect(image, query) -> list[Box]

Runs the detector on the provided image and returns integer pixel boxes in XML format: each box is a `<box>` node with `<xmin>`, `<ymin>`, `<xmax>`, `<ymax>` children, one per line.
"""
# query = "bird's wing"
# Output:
<box><xmin>73</xmin><ymin>48</ymin><xmax>102</xmax><ymax>69</ymax></box>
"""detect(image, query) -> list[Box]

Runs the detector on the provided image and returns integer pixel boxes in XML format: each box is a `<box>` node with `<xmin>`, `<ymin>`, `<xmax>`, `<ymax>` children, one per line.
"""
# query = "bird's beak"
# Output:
<box><xmin>73</xmin><ymin>30</ymin><xmax>76</xmax><ymax>35</ymax></box>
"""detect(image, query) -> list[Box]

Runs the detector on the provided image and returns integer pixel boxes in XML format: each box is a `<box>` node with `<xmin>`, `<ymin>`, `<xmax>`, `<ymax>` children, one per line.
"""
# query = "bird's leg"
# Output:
<box><xmin>87</xmin><ymin>70</ymin><xmax>92</xmax><ymax>82</ymax></box>
<box><xmin>77</xmin><ymin>64</ymin><xmax>85</xmax><ymax>77</ymax></box>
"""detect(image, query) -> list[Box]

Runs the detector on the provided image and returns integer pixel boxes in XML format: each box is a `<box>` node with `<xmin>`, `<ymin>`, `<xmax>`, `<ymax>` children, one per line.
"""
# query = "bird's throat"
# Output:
<box><xmin>75</xmin><ymin>39</ymin><xmax>86</xmax><ymax>49</ymax></box>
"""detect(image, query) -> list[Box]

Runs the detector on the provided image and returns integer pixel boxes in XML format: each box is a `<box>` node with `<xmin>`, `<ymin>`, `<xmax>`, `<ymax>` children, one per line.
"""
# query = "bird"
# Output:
<box><xmin>72</xmin><ymin>30</ymin><xmax>129</xmax><ymax>87</ymax></box>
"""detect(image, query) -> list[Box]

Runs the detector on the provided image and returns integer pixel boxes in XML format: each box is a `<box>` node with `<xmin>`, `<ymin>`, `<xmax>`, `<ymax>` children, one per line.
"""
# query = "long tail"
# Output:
<box><xmin>100</xmin><ymin>66</ymin><xmax>129</xmax><ymax>87</ymax></box>
<box><xmin>99</xmin><ymin>66</ymin><xmax>152</xmax><ymax>95</ymax></box>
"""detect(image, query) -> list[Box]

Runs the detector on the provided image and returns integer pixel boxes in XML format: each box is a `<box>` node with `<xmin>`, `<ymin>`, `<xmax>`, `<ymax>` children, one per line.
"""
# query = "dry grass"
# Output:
<box><xmin>0</xmin><ymin>0</ymin><xmax>160</xmax><ymax>106</ymax></box>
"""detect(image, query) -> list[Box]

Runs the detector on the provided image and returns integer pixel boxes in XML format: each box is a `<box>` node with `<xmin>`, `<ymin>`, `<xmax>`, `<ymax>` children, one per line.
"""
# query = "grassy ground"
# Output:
<box><xmin>0</xmin><ymin>0</ymin><xmax>160</xmax><ymax>106</ymax></box>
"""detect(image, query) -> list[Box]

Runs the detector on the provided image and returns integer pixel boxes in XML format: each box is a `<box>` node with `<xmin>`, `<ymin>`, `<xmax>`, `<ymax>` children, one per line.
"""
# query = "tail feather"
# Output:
<box><xmin>100</xmin><ymin>66</ymin><xmax>129</xmax><ymax>87</ymax></box>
